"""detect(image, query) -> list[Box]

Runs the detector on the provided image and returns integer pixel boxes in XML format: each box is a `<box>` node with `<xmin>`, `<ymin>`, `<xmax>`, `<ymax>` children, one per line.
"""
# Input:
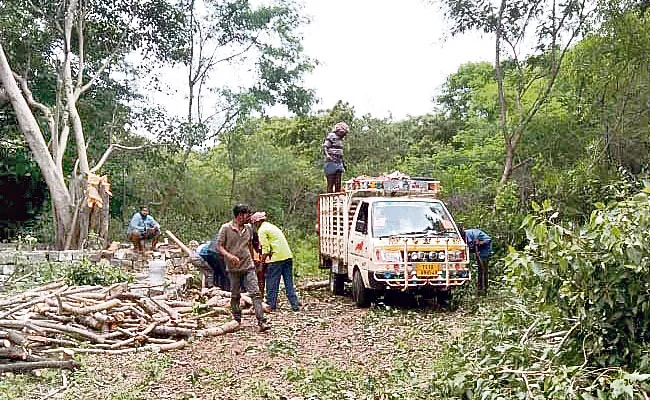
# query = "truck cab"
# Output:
<box><xmin>319</xmin><ymin>175</ymin><xmax>470</xmax><ymax>306</ymax></box>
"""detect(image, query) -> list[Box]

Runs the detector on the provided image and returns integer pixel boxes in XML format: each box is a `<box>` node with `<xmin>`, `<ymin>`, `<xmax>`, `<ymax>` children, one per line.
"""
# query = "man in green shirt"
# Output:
<box><xmin>216</xmin><ymin>204</ymin><xmax>270</xmax><ymax>332</ymax></box>
<box><xmin>250</xmin><ymin>211</ymin><xmax>301</xmax><ymax>311</ymax></box>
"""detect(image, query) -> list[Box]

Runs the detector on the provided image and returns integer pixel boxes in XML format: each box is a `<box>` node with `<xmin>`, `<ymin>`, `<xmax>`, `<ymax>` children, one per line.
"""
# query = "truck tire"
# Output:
<box><xmin>352</xmin><ymin>269</ymin><xmax>371</xmax><ymax>308</ymax></box>
<box><xmin>329</xmin><ymin>270</ymin><xmax>345</xmax><ymax>296</ymax></box>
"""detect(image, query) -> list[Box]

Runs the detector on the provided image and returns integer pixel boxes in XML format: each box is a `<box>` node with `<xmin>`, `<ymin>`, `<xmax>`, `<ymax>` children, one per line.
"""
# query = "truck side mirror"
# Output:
<box><xmin>355</xmin><ymin>220</ymin><xmax>367</xmax><ymax>234</ymax></box>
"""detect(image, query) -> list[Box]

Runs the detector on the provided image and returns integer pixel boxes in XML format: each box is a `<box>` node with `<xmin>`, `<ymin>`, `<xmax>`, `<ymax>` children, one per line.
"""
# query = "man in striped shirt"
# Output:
<box><xmin>322</xmin><ymin>121</ymin><xmax>350</xmax><ymax>193</ymax></box>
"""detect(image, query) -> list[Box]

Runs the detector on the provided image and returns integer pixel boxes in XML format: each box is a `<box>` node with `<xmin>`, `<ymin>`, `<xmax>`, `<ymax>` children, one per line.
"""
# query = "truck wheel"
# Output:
<box><xmin>352</xmin><ymin>269</ymin><xmax>371</xmax><ymax>308</ymax></box>
<box><xmin>329</xmin><ymin>271</ymin><xmax>345</xmax><ymax>296</ymax></box>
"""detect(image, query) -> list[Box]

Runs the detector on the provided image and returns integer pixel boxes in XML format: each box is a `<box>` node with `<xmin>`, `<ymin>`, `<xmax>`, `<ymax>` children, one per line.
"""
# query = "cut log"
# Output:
<box><xmin>165</xmin><ymin>230</ymin><xmax>192</xmax><ymax>256</ymax></box>
<box><xmin>197</xmin><ymin>320</ymin><xmax>240</xmax><ymax>337</ymax></box>
<box><xmin>43</xmin><ymin>340</ymin><xmax>186</xmax><ymax>355</ymax></box>
<box><xmin>0</xmin><ymin>346</ymin><xmax>27</xmax><ymax>360</ymax></box>
<box><xmin>44</xmin><ymin>298</ymin><xmax>121</xmax><ymax>315</ymax></box>
<box><xmin>300</xmin><ymin>280</ymin><xmax>328</xmax><ymax>290</ymax></box>
<box><xmin>150</xmin><ymin>326</ymin><xmax>193</xmax><ymax>338</ymax></box>
<box><xmin>0</xmin><ymin>360</ymin><xmax>79</xmax><ymax>373</ymax></box>
<box><xmin>29</xmin><ymin>320</ymin><xmax>106</xmax><ymax>343</ymax></box>
<box><xmin>150</xmin><ymin>298</ymin><xmax>180</xmax><ymax>320</ymax></box>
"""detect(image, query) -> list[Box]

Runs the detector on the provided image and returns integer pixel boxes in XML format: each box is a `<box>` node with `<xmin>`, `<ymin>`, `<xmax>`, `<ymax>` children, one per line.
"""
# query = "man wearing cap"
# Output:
<box><xmin>216</xmin><ymin>204</ymin><xmax>270</xmax><ymax>332</ymax></box>
<box><xmin>323</xmin><ymin>121</ymin><xmax>350</xmax><ymax>193</ymax></box>
<box><xmin>250</xmin><ymin>211</ymin><xmax>301</xmax><ymax>311</ymax></box>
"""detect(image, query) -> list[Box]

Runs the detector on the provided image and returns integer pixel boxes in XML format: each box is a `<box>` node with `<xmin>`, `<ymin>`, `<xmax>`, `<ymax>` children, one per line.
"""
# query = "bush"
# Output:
<box><xmin>63</xmin><ymin>260</ymin><xmax>134</xmax><ymax>286</ymax></box>
<box><xmin>508</xmin><ymin>189</ymin><xmax>650</xmax><ymax>367</ymax></box>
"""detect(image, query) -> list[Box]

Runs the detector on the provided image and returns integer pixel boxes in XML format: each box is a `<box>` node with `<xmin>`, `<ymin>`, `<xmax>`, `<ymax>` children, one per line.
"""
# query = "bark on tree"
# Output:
<box><xmin>0</xmin><ymin>44</ymin><xmax>74</xmax><ymax>249</ymax></box>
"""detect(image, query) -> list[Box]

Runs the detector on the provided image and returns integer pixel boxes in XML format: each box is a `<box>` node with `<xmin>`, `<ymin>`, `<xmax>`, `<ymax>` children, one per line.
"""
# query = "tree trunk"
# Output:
<box><xmin>500</xmin><ymin>143</ymin><xmax>515</xmax><ymax>185</ymax></box>
<box><xmin>0</xmin><ymin>44</ymin><xmax>74</xmax><ymax>249</ymax></box>
<box><xmin>495</xmin><ymin>0</ymin><xmax>509</xmax><ymax>186</ymax></box>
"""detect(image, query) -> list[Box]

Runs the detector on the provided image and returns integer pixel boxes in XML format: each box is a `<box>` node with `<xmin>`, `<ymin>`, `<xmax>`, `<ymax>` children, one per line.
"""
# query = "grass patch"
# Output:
<box><xmin>289</xmin><ymin>232</ymin><xmax>326</xmax><ymax>280</ymax></box>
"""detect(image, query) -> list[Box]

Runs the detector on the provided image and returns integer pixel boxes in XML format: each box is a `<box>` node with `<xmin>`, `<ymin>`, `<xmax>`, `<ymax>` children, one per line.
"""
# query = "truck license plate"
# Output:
<box><xmin>416</xmin><ymin>263</ymin><xmax>439</xmax><ymax>276</ymax></box>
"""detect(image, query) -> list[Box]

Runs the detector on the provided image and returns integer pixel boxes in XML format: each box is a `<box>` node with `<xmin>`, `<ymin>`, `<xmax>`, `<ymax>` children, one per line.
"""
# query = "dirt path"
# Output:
<box><xmin>15</xmin><ymin>289</ymin><xmax>469</xmax><ymax>400</ymax></box>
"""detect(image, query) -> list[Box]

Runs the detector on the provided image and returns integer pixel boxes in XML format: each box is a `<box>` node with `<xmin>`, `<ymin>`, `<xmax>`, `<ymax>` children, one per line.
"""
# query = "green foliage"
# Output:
<box><xmin>289</xmin><ymin>231</ymin><xmax>322</xmax><ymax>279</ymax></box>
<box><xmin>64</xmin><ymin>260</ymin><xmax>134</xmax><ymax>287</ymax></box>
<box><xmin>424</xmin><ymin>295</ymin><xmax>650</xmax><ymax>399</ymax></box>
<box><xmin>508</xmin><ymin>189</ymin><xmax>650</xmax><ymax>366</ymax></box>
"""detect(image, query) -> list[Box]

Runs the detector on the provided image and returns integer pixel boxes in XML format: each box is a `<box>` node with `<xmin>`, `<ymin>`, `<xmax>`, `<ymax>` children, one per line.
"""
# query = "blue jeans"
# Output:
<box><xmin>265</xmin><ymin>258</ymin><xmax>300</xmax><ymax>310</ymax></box>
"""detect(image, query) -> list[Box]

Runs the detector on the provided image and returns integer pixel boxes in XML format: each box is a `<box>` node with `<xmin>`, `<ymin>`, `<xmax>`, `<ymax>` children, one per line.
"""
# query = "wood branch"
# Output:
<box><xmin>12</xmin><ymin>72</ymin><xmax>55</xmax><ymax>128</ymax></box>
<box><xmin>0</xmin><ymin>360</ymin><xmax>78</xmax><ymax>373</ymax></box>
<box><xmin>0</xmin><ymin>346</ymin><xmax>28</xmax><ymax>360</ymax></box>
<box><xmin>150</xmin><ymin>298</ymin><xmax>180</xmax><ymax>320</ymax></box>
<box><xmin>29</xmin><ymin>320</ymin><xmax>106</xmax><ymax>343</ymax></box>
<box><xmin>27</xmin><ymin>280</ymin><xmax>68</xmax><ymax>295</ymax></box>
<box><xmin>165</xmin><ymin>230</ymin><xmax>193</xmax><ymax>256</ymax></box>
<box><xmin>150</xmin><ymin>326</ymin><xmax>193</xmax><ymax>338</ymax></box>
<box><xmin>25</xmin><ymin>336</ymin><xmax>80</xmax><ymax>348</ymax></box>
<box><xmin>76</xmin><ymin>26</ymin><xmax>131</xmax><ymax>99</ymax></box>
<box><xmin>0</xmin><ymin>288</ymin><xmax>68</xmax><ymax>320</ymax></box>
<box><xmin>0</xmin><ymin>320</ymin><xmax>45</xmax><ymax>334</ymax></box>
<box><xmin>90</xmin><ymin>143</ymin><xmax>147</xmax><ymax>173</ymax></box>
<box><xmin>43</xmin><ymin>340</ymin><xmax>186</xmax><ymax>355</ymax></box>
<box><xmin>300</xmin><ymin>280</ymin><xmax>328</xmax><ymax>290</ymax></box>
<box><xmin>5</xmin><ymin>329</ymin><xmax>26</xmax><ymax>346</ymax></box>
<box><xmin>197</xmin><ymin>320</ymin><xmax>240</xmax><ymax>337</ymax></box>
<box><xmin>75</xmin><ymin>315</ymin><xmax>105</xmax><ymax>331</ymax></box>
<box><xmin>44</xmin><ymin>298</ymin><xmax>121</xmax><ymax>316</ymax></box>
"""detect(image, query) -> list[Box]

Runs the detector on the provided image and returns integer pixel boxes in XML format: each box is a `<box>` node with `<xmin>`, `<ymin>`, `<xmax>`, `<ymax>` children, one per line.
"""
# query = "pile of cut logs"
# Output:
<box><xmin>0</xmin><ymin>281</ymin><xmax>255</xmax><ymax>373</ymax></box>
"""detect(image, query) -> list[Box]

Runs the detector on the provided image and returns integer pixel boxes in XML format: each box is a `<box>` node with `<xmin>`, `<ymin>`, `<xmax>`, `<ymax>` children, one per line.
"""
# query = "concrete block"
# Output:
<box><xmin>72</xmin><ymin>251</ymin><xmax>83</xmax><ymax>261</ymax></box>
<box><xmin>48</xmin><ymin>251</ymin><xmax>60</xmax><ymax>262</ymax></box>
<box><xmin>27</xmin><ymin>252</ymin><xmax>48</xmax><ymax>263</ymax></box>
<box><xmin>3</xmin><ymin>264</ymin><xmax>16</xmax><ymax>275</ymax></box>
<box><xmin>59</xmin><ymin>251</ymin><xmax>73</xmax><ymax>262</ymax></box>
<box><xmin>0</xmin><ymin>252</ymin><xmax>14</xmax><ymax>264</ymax></box>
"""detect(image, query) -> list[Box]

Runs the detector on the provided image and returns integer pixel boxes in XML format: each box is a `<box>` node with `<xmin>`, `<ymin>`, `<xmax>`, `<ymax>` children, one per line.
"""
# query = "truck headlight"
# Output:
<box><xmin>376</xmin><ymin>250</ymin><xmax>402</xmax><ymax>262</ymax></box>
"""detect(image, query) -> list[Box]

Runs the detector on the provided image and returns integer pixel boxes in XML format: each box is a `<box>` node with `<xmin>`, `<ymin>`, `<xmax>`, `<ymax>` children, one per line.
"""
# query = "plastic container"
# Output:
<box><xmin>148</xmin><ymin>252</ymin><xmax>167</xmax><ymax>286</ymax></box>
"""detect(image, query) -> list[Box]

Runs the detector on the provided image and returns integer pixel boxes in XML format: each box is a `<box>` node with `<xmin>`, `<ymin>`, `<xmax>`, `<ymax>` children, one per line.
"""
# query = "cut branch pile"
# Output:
<box><xmin>0</xmin><ymin>281</ymin><xmax>260</xmax><ymax>373</ymax></box>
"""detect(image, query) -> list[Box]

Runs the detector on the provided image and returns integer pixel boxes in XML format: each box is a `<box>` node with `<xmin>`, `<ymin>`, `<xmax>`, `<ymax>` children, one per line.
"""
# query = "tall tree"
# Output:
<box><xmin>0</xmin><ymin>0</ymin><xmax>184</xmax><ymax>249</ymax></box>
<box><xmin>437</xmin><ymin>0</ymin><xmax>595</xmax><ymax>184</ymax></box>
<box><xmin>153</xmin><ymin>0</ymin><xmax>315</xmax><ymax>210</ymax></box>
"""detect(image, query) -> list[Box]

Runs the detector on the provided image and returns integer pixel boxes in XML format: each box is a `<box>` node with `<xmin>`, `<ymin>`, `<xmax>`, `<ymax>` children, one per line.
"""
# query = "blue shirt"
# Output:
<box><xmin>197</xmin><ymin>242</ymin><xmax>211</xmax><ymax>256</ymax></box>
<box><xmin>127</xmin><ymin>212</ymin><xmax>159</xmax><ymax>235</ymax></box>
<box><xmin>465</xmin><ymin>228</ymin><xmax>492</xmax><ymax>259</ymax></box>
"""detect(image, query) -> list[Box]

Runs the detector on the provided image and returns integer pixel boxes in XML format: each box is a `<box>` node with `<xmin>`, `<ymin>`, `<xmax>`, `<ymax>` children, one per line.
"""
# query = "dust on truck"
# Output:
<box><xmin>318</xmin><ymin>174</ymin><xmax>470</xmax><ymax>307</ymax></box>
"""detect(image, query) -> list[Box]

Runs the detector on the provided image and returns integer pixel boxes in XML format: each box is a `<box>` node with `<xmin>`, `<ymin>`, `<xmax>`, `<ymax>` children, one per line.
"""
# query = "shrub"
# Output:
<box><xmin>507</xmin><ymin>188</ymin><xmax>650</xmax><ymax>367</ymax></box>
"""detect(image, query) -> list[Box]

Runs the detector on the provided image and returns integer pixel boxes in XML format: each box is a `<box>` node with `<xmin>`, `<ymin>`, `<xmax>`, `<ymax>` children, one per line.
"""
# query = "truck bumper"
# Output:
<box><xmin>368</xmin><ymin>270</ymin><xmax>470</xmax><ymax>290</ymax></box>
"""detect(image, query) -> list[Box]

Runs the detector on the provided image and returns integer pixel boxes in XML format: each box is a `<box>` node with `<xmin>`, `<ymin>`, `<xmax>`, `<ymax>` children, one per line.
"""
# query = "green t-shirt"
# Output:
<box><xmin>258</xmin><ymin>221</ymin><xmax>293</xmax><ymax>263</ymax></box>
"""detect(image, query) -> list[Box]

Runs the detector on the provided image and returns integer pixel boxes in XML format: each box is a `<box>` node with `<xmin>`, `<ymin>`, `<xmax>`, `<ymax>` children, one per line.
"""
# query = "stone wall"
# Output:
<box><xmin>0</xmin><ymin>247</ymin><xmax>192</xmax><ymax>286</ymax></box>
<box><xmin>0</xmin><ymin>249</ymin><xmax>89</xmax><ymax>284</ymax></box>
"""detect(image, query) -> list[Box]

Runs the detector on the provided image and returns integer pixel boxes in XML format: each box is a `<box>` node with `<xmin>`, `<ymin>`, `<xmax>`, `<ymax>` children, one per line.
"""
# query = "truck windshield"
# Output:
<box><xmin>372</xmin><ymin>201</ymin><xmax>458</xmax><ymax>238</ymax></box>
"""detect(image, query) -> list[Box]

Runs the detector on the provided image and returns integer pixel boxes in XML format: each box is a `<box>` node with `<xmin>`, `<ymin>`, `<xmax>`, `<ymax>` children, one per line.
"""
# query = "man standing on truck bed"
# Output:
<box><xmin>216</xmin><ymin>204</ymin><xmax>270</xmax><ymax>332</ymax></box>
<box><xmin>462</xmin><ymin>228</ymin><xmax>492</xmax><ymax>295</ymax></box>
<box><xmin>323</xmin><ymin>121</ymin><xmax>349</xmax><ymax>193</ymax></box>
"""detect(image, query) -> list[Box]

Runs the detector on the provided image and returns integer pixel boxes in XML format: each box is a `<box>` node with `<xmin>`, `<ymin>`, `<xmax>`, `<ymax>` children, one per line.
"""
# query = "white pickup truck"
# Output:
<box><xmin>318</xmin><ymin>175</ymin><xmax>470</xmax><ymax>306</ymax></box>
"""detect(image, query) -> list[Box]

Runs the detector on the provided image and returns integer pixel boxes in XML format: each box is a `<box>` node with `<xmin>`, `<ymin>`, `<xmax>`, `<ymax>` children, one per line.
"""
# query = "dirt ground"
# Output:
<box><xmin>10</xmin><ymin>287</ymin><xmax>471</xmax><ymax>400</ymax></box>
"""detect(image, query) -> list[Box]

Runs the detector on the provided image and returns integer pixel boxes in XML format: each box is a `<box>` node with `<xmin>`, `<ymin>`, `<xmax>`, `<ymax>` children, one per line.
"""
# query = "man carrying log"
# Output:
<box><xmin>216</xmin><ymin>204</ymin><xmax>270</xmax><ymax>332</ymax></box>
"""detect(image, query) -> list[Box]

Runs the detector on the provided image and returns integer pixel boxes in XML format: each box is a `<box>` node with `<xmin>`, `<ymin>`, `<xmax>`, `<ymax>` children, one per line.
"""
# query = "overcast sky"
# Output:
<box><xmin>146</xmin><ymin>0</ymin><xmax>495</xmax><ymax>123</ymax></box>
<box><xmin>297</xmin><ymin>0</ymin><xmax>494</xmax><ymax>119</ymax></box>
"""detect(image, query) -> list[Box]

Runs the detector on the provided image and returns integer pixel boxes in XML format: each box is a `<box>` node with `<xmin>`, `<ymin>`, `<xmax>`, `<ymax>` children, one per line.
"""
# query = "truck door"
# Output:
<box><xmin>348</xmin><ymin>201</ymin><xmax>370</xmax><ymax>271</ymax></box>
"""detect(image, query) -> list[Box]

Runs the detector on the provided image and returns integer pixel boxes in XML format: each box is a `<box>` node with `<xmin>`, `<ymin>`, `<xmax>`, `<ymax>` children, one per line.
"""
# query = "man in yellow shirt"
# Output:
<box><xmin>250</xmin><ymin>212</ymin><xmax>301</xmax><ymax>311</ymax></box>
